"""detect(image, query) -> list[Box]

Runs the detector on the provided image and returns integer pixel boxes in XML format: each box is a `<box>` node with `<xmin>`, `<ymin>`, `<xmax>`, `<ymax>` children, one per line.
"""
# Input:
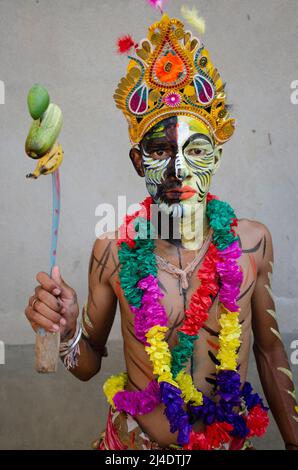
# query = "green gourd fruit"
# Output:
<box><xmin>25</xmin><ymin>103</ymin><xmax>63</xmax><ymax>159</ymax></box>
<box><xmin>27</xmin><ymin>84</ymin><xmax>50</xmax><ymax>120</ymax></box>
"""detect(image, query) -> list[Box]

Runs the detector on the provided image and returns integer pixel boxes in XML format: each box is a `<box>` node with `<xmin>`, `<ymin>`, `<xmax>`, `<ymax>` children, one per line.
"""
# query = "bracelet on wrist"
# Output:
<box><xmin>60</xmin><ymin>319</ymin><xmax>82</xmax><ymax>369</ymax></box>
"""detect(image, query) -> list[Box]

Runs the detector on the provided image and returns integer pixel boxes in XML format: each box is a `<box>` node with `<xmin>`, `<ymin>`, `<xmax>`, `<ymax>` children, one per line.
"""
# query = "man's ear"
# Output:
<box><xmin>212</xmin><ymin>146</ymin><xmax>223</xmax><ymax>175</ymax></box>
<box><xmin>129</xmin><ymin>146</ymin><xmax>145</xmax><ymax>177</ymax></box>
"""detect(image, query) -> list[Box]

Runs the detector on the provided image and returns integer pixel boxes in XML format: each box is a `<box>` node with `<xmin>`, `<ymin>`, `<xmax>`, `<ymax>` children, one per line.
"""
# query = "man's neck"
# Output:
<box><xmin>154</xmin><ymin>198</ymin><xmax>210</xmax><ymax>251</ymax></box>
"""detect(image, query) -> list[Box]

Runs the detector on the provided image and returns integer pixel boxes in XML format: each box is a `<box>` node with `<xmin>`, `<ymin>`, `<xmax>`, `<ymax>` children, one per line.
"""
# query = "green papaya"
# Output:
<box><xmin>27</xmin><ymin>84</ymin><xmax>50</xmax><ymax>120</ymax></box>
<box><xmin>25</xmin><ymin>103</ymin><xmax>63</xmax><ymax>159</ymax></box>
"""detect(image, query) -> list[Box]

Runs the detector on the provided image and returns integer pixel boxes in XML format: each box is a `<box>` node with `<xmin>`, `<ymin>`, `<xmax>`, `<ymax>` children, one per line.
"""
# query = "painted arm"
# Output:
<box><xmin>251</xmin><ymin>224</ymin><xmax>298</xmax><ymax>449</ymax></box>
<box><xmin>67</xmin><ymin>236</ymin><xmax>118</xmax><ymax>381</ymax></box>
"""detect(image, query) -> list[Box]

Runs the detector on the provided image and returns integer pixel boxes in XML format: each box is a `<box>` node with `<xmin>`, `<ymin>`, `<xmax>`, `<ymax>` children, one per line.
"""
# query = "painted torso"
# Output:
<box><xmin>106</xmin><ymin>218</ymin><xmax>262</xmax><ymax>447</ymax></box>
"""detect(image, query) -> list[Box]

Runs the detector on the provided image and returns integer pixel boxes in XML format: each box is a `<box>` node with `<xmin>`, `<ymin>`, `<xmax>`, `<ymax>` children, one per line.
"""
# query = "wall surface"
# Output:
<box><xmin>0</xmin><ymin>0</ymin><xmax>298</xmax><ymax>450</ymax></box>
<box><xmin>0</xmin><ymin>0</ymin><xmax>298</xmax><ymax>344</ymax></box>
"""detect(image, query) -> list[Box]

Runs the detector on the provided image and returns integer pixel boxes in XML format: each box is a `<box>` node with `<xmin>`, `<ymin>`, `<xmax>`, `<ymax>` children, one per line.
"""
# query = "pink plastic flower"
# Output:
<box><xmin>163</xmin><ymin>92</ymin><xmax>182</xmax><ymax>107</ymax></box>
<box><xmin>147</xmin><ymin>0</ymin><xmax>165</xmax><ymax>11</ymax></box>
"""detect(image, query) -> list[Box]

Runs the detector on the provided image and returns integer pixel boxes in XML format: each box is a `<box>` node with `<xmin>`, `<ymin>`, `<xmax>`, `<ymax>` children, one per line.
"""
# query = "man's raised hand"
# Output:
<box><xmin>25</xmin><ymin>265</ymin><xmax>79</xmax><ymax>340</ymax></box>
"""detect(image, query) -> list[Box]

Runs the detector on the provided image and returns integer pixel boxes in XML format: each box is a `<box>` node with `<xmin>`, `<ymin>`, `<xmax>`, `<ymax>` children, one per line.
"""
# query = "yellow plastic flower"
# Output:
<box><xmin>176</xmin><ymin>371</ymin><xmax>203</xmax><ymax>406</ymax></box>
<box><xmin>145</xmin><ymin>326</ymin><xmax>180</xmax><ymax>387</ymax></box>
<box><xmin>145</xmin><ymin>325</ymin><xmax>172</xmax><ymax>375</ymax></box>
<box><xmin>158</xmin><ymin>371</ymin><xmax>178</xmax><ymax>388</ymax></box>
<box><xmin>217</xmin><ymin>309</ymin><xmax>241</xmax><ymax>371</ymax></box>
<box><xmin>103</xmin><ymin>372</ymin><xmax>127</xmax><ymax>407</ymax></box>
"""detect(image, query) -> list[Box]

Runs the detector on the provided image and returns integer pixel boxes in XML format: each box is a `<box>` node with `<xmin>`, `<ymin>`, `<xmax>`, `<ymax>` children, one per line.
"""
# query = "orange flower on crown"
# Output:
<box><xmin>154</xmin><ymin>52</ymin><xmax>185</xmax><ymax>83</ymax></box>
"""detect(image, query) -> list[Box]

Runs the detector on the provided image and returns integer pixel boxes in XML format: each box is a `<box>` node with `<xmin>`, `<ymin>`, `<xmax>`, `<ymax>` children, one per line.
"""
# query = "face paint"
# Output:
<box><xmin>140</xmin><ymin>115</ymin><xmax>220</xmax><ymax>213</ymax></box>
<box><xmin>140</xmin><ymin>116</ymin><xmax>221</xmax><ymax>248</ymax></box>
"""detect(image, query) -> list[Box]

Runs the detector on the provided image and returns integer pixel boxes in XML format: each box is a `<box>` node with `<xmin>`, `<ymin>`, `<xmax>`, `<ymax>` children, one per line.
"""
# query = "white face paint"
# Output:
<box><xmin>141</xmin><ymin>115</ymin><xmax>220</xmax><ymax>216</ymax></box>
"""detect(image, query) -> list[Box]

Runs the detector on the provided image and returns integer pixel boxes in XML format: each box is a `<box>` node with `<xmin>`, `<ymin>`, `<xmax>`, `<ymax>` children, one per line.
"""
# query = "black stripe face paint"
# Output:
<box><xmin>140</xmin><ymin>115</ymin><xmax>221</xmax><ymax>218</ymax></box>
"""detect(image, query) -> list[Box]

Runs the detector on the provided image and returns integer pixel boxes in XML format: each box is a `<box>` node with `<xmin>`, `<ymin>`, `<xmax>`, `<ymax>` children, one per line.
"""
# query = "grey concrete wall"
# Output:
<box><xmin>0</xmin><ymin>0</ymin><xmax>298</xmax><ymax>452</ymax></box>
<box><xmin>0</xmin><ymin>0</ymin><xmax>298</xmax><ymax>344</ymax></box>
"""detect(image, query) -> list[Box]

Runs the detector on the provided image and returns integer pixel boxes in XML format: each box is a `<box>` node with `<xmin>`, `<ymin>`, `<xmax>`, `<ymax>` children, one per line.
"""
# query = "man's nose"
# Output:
<box><xmin>175</xmin><ymin>153</ymin><xmax>191</xmax><ymax>181</ymax></box>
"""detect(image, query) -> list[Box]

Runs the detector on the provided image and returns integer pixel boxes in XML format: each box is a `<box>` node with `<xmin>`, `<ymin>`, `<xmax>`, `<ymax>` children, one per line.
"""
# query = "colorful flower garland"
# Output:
<box><xmin>103</xmin><ymin>193</ymin><xmax>269</xmax><ymax>449</ymax></box>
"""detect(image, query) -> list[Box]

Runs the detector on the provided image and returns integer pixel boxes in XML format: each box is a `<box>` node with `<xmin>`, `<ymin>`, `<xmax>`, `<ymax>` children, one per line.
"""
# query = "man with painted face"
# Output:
<box><xmin>24</xmin><ymin>13</ymin><xmax>298</xmax><ymax>450</ymax></box>
<box><xmin>130</xmin><ymin>115</ymin><xmax>222</xmax><ymax>249</ymax></box>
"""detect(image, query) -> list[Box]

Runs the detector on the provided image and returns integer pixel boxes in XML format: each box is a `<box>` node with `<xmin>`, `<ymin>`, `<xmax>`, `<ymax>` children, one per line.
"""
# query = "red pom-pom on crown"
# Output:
<box><xmin>117</xmin><ymin>35</ymin><xmax>137</xmax><ymax>54</ymax></box>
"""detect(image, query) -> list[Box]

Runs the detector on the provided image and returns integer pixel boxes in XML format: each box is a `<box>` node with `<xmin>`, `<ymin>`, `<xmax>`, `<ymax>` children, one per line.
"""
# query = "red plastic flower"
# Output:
<box><xmin>183</xmin><ymin>430</ymin><xmax>210</xmax><ymax>450</ymax></box>
<box><xmin>117</xmin><ymin>196</ymin><xmax>153</xmax><ymax>248</ymax></box>
<box><xmin>117</xmin><ymin>213</ymin><xmax>137</xmax><ymax>249</ymax></box>
<box><xmin>245</xmin><ymin>404</ymin><xmax>269</xmax><ymax>437</ymax></box>
<box><xmin>205</xmin><ymin>422</ymin><xmax>233</xmax><ymax>449</ymax></box>
<box><xmin>139</xmin><ymin>196</ymin><xmax>153</xmax><ymax>220</ymax></box>
<box><xmin>179</xmin><ymin>242</ymin><xmax>219</xmax><ymax>335</ymax></box>
<box><xmin>207</xmin><ymin>192</ymin><xmax>218</xmax><ymax>203</ymax></box>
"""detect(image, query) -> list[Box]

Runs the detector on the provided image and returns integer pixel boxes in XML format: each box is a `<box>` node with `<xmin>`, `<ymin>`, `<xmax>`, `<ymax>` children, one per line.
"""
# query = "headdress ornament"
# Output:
<box><xmin>114</xmin><ymin>6</ymin><xmax>235</xmax><ymax>145</ymax></box>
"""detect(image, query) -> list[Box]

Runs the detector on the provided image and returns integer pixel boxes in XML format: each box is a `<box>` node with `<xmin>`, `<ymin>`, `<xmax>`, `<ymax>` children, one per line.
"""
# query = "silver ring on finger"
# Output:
<box><xmin>32</xmin><ymin>297</ymin><xmax>39</xmax><ymax>310</ymax></box>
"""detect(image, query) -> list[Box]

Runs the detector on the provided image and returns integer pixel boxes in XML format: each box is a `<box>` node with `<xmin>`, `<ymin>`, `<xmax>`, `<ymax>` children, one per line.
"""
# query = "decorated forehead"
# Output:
<box><xmin>142</xmin><ymin>115</ymin><xmax>214</xmax><ymax>144</ymax></box>
<box><xmin>114</xmin><ymin>7</ymin><xmax>235</xmax><ymax>146</ymax></box>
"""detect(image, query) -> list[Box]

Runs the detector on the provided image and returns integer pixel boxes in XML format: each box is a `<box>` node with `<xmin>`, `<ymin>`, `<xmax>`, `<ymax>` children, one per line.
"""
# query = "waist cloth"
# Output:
<box><xmin>94</xmin><ymin>405</ymin><xmax>254</xmax><ymax>450</ymax></box>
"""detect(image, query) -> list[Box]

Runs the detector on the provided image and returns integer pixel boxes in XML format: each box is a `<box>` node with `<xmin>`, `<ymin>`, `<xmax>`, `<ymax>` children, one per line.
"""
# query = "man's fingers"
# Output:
<box><xmin>24</xmin><ymin>310</ymin><xmax>40</xmax><ymax>333</ymax></box>
<box><xmin>33</xmin><ymin>287</ymin><xmax>63</xmax><ymax>312</ymax></box>
<box><xmin>36</xmin><ymin>271</ymin><xmax>61</xmax><ymax>295</ymax></box>
<box><xmin>51</xmin><ymin>266</ymin><xmax>75</xmax><ymax>300</ymax></box>
<box><xmin>32</xmin><ymin>299</ymin><xmax>64</xmax><ymax>325</ymax></box>
<box><xmin>25</xmin><ymin>306</ymin><xmax>60</xmax><ymax>333</ymax></box>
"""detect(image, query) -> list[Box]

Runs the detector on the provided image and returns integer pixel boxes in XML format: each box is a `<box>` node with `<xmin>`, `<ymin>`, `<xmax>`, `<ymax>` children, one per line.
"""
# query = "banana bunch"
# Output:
<box><xmin>26</xmin><ymin>143</ymin><xmax>64</xmax><ymax>179</ymax></box>
<box><xmin>25</xmin><ymin>84</ymin><xmax>63</xmax><ymax>178</ymax></box>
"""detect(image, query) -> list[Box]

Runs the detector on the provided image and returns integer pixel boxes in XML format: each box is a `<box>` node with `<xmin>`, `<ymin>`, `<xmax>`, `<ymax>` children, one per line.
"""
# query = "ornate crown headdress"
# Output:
<box><xmin>114</xmin><ymin>5</ymin><xmax>235</xmax><ymax>146</ymax></box>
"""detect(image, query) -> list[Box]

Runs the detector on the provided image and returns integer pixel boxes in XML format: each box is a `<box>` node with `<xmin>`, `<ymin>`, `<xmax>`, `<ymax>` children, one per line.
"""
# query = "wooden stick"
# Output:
<box><xmin>35</xmin><ymin>330</ymin><xmax>60</xmax><ymax>373</ymax></box>
<box><xmin>35</xmin><ymin>169</ymin><xmax>61</xmax><ymax>373</ymax></box>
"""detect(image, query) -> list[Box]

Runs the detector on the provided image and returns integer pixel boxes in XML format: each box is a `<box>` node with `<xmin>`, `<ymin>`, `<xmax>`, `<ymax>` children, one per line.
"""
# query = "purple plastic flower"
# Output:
<box><xmin>242</xmin><ymin>382</ymin><xmax>268</xmax><ymax>411</ymax></box>
<box><xmin>189</xmin><ymin>396</ymin><xmax>217</xmax><ymax>425</ymax></box>
<box><xmin>131</xmin><ymin>274</ymin><xmax>168</xmax><ymax>343</ymax></box>
<box><xmin>216</xmin><ymin>241</ymin><xmax>243</xmax><ymax>311</ymax></box>
<box><xmin>229</xmin><ymin>415</ymin><xmax>250</xmax><ymax>438</ymax></box>
<box><xmin>160</xmin><ymin>381</ymin><xmax>191</xmax><ymax>445</ymax></box>
<box><xmin>113</xmin><ymin>379</ymin><xmax>160</xmax><ymax>416</ymax></box>
<box><xmin>217</xmin><ymin>370</ymin><xmax>242</xmax><ymax>404</ymax></box>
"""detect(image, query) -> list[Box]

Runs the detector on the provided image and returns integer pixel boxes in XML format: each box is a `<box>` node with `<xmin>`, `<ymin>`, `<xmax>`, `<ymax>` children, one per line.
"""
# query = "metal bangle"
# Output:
<box><xmin>60</xmin><ymin>323</ymin><xmax>82</xmax><ymax>357</ymax></box>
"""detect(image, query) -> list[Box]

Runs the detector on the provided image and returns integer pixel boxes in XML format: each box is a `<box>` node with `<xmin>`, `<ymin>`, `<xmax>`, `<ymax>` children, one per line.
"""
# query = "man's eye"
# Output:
<box><xmin>187</xmin><ymin>148</ymin><xmax>205</xmax><ymax>157</ymax></box>
<box><xmin>150</xmin><ymin>150</ymin><xmax>170</xmax><ymax>159</ymax></box>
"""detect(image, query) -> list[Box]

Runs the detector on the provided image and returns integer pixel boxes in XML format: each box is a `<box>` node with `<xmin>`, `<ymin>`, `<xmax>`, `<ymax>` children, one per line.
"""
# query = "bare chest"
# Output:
<box><xmin>113</xmin><ymin>232</ymin><xmax>258</xmax><ymax>331</ymax></box>
<box><xmin>108</xmin><ymin>217</ymin><xmax>261</xmax><ymax>396</ymax></box>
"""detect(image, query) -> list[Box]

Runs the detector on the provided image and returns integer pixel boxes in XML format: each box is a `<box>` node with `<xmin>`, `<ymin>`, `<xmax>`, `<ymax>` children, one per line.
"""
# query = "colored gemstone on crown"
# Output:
<box><xmin>129</xmin><ymin>83</ymin><xmax>149</xmax><ymax>114</ymax></box>
<box><xmin>194</xmin><ymin>74</ymin><xmax>215</xmax><ymax>105</ymax></box>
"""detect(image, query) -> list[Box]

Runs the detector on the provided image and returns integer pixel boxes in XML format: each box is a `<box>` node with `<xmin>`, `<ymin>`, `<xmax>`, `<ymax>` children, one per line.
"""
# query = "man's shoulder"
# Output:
<box><xmin>89</xmin><ymin>231</ymin><xmax>120</xmax><ymax>284</ymax></box>
<box><xmin>92</xmin><ymin>230</ymin><xmax>120</xmax><ymax>258</ymax></box>
<box><xmin>236</xmin><ymin>218</ymin><xmax>273</xmax><ymax>246</ymax></box>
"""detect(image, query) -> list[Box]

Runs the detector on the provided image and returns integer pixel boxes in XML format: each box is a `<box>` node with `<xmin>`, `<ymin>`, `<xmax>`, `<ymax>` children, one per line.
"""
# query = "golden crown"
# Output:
<box><xmin>114</xmin><ymin>13</ymin><xmax>235</xmax><ymax>146</ymax></box>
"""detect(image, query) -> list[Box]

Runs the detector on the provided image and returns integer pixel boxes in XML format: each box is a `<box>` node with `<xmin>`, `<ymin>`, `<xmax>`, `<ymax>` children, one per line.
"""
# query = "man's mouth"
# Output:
<box><xmin>163</xmin><ymin>186</ymin><xmax>197</xmax><ymax>200</ymax></box>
